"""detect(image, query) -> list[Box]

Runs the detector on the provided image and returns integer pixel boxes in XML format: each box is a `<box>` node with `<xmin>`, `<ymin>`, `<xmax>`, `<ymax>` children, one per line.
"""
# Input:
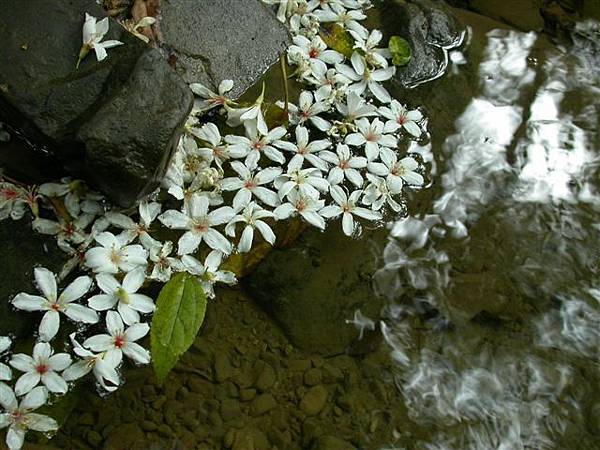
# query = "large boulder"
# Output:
<box><xmin>375</xmin><ymin>0</ymin><xmax>465</xmax><ymax>88</ymax></box>
<box><xmin>246</xmin><ymin>226</ymin><xmax>384</xmax><ymax>356</ymax></box>
<box><xmin>159</xmin><ymin>0</ymin><xmax>291</xmax><ymax>99</ymax></box>
<box><xmin>0</xmin><ymin>0</ymin><xmax>193</xmax><ymax>207</ymax></box>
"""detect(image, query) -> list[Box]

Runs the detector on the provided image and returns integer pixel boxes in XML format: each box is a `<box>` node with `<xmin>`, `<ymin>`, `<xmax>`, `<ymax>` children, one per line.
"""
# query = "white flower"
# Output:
<box><xmin>57</xmin><ymin>220</ymin><xmax>109</xmax><ymax>281</ymax></box>
<box><xmin>319</xmin><ymin>143</ymin><xmax>367</xmax><ymax>187</ymax></box>
<box><xmin>345</xmin><ymin>117</ymin><xmax>397</xmax><ymax>161</ymax></box>
<box><xmin>348</xmin><ymin>27</ymin><xmax>390</xmax><ymax>68</ymax></box>
<box><xmin>158</xmin><ymin>194</ymin><xmax>234</xmax><ymax>255</ymax></box>
<box><xmin>312</xmin><ymin>66</ymin><xmax>348</xmax><ymax>104</ymax></box>
<box><xmin>88</xmin><ymin>268</ymin><xmax>154</xmax><ymax>325</ymax></box>
<box><xmin>362</xmin><ymin>173</ymin><xmax>403</xmax><ymax>212</ymax></box>
<box><xmin>84</xmin><ymin>231</ymin><xmax>148</xmax><ymax>274</ymax></box>
<box><xmin>105</xmin><ymin>201</ymin><xmax>161</xmax><ymax>248</ymax></box>
<box><xmin>225</xmin><ymin>202</ymin><xmax>276</xmax><ymax>253</ymax></box>
<box><xmin>313</xmin><ymin>2</ymin><xmax>367</xmax><ymax>29</ymax></box>
<box><xmin>181</xmin><ymin>251</ymin><xmax>237</xmax><ymax>298</ymax></box>
<box><xmin>0</xmin><ymin>338</ymin><xmax>12</xmax><ymax>382</ymax></box>
<box><xmin>84</xmin><ymin>311</ymin><xmax>150</xmax><ymax>365</ymax></box>
<box><xmin>221</xmin><ymin>161</ymin><xmax>282</xmax><ymax>211</ymax></box>
<box><xmin>148</xmin><ymin>241</ymin><xmax>184</xmax><ymax>283</ymax></box>
<box><xmin>193</xmin><ymin>123</ymin><xmax>231</xmax><ymax>168</ymax></box>
<box><xmin>38</xmin><ymin>177</ymin><xmax>82</xmax><ymax>217</ymax></box>
<box><xmin>273</xmin><ymin>190</ymin><xmax>326</xmax><ymax>229</ymax></box>
<box><xmin>190</xmin><ymin>79</ymin><xmax>235</xmax><ymax>113</ymax></box>
<box><xmin>335</xmin><ymin>91</ymin><xmax>378</xmax><ymax>122</ymax></box>
<box><xmin>366</xmin><ymin>148</ymin><xmax>424</xmax><ymax>191</ymax></box>
<box><xmin>62</xmin><ymin>333</ymin><xmax>121</xmax><ymax>392</ymax></box>
<box><xmin>0</xmin><ymin>385</ymin><xmax>58</xmax><ymax>450</ymax></box>
<box><xmin>32</xmin><ymin>214</ymin><xmax>94</xmax><ymax>246</ymax></box>
<box><xmin>177</xmin><ymin>135</ymin><xmax>210</xmax><ymax>183</ymax></box>
<box><xmin>77</xmin><ymin>13</ymin><xmax>124</xmax><ymax>68</ymax></box>
<box><xmin>282</xmin><ymin>91</ymin><xmax>332</xmax><ymax>131</ymax></box>
<box><xmin>274</xmin><ymin>125</ymin><xmax>331</xmax><ymax>172</ymax></box>
<box><xmin>319</xmin><ymin>185</ymin><xmax>382</xmax><ymax>235</ymax></box>
<box><xmin>275</xmin><ymin>167</ymin><xmax>330</xmax><ymax>200</ymax></box>
<box><xmin>378</xmin><ymin>100</ymin><xmax>423</xmax><ymax>137</ymax></box>
<box><xmin>288</xmin><ymin>35</ymin><xmax>344</xmax><ymax>75</ymax></box>
<box><xmin>263</xmin><ymin>0</ymin><xmax>307</xmax><ymax>23</ymax></box>
<box><xmin>0</xmin><ymin>183</ymin><xmax>27</xmax><ymax>221</ymax></box>
<box><xmin>225</xmin><ymin>120</ymin><xmax>287</xmax><ymax>170</ymax></box>
<box><xmin>9</xmin><ymin>343</ymin><xmax>71</xmax><ymax>396</ymax></box>
<box><xmin>121</xmin><ymin>16</ymin><xmax>156</xmax><ymax>43</ymax></box>
<box><xmin>12</xmin><ymin>268</ymin><xmax>97</xmax><ymax>342</ymax></box>
<box><xmin>226</xmin><ymin>86</ymin><xmax>268</xmax><ymax>135</ymax></box>
<box><xmin>336</xmin><ymin>52</ymin><xmax>396</xmax><ymax>103</ymax></box>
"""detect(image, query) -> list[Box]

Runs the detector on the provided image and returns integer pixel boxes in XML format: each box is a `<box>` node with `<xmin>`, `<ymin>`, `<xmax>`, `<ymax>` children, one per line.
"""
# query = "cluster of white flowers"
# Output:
<box><xmin>0</xmin><ymin>1</ymin><xmax>427</xmax><ymax>447</ymax></box>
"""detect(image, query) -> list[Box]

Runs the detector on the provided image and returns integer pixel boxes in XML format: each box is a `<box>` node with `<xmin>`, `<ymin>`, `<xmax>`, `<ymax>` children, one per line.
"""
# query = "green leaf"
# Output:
<box><xmin>151</xmin><ymin>273</ymin><xmax>207</xmax><ymax>382</ymax></box>
<box><xmin>321</xmin><ymin>24</ymin><xmax>355</xmax><ymax>59</ymax></box>
<box><xmin>389</xmin><ymin>36</ymin><xmax>411</xmax><ymax>67</ymax></box>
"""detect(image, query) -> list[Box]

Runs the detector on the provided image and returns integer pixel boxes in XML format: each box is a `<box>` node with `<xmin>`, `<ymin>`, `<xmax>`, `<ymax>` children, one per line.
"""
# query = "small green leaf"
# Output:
<box><xmin>389</xmin><ymin>36</ymin><xmax>411</xmax><ymax>67</ymax></box>
<box><xmin>321</xmin><ymin>24</ymin><xmax>355</xmax><ymax>59</ymax></box>
<box><xmin>151</xmin><ymin>273</ymin><xmax>207</xmax><ymax>382</ymax></box>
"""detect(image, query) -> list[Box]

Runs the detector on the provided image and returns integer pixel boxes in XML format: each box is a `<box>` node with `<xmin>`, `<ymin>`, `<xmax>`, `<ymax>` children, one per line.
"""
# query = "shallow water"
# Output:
<box><xmin>374</xmin><ymin>12</ymin><xmax>600</xmax><ymax>450</ymax></box>
<box><xmin>44</xmin><ymin>5</ymin><xmax>600</xmax><ymax>450</ymax></box>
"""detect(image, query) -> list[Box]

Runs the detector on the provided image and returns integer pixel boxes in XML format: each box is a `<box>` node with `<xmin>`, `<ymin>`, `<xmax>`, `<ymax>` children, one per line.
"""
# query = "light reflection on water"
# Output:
<box><xmin>375</xmin><ymin>20</ymin><xmax>600</xmax><ymax>450</ymax></box>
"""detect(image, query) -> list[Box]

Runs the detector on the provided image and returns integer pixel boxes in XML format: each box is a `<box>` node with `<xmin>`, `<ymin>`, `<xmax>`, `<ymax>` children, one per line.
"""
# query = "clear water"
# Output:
<box><xmin>374</xmin><ymin>13</ymin><xmax>600</xmax><ymax>450</ymax></box>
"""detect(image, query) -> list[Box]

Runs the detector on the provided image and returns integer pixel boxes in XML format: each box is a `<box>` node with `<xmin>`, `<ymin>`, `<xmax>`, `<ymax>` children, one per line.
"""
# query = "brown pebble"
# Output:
<box><xmin>250</xmin><ymin>393</ymin><xmax>277</xmax><ymax>416</ymax></box>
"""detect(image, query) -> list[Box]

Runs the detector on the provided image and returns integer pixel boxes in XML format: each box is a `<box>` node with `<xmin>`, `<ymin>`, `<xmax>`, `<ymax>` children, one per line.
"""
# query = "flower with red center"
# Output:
<box><xmin>274</xmin><ymin>125</ymin><xmax>331</xmax><ymax>173</ymax></box>
<box><xmin>88</xmin><ymin>268</ymin><xmax>155</xmax><ymax>326</ymax></box>
<box><xmin>379</xmin><ymin>99</ymin><xmax>423</xmax><ymax>137</ymax></box>
<box><xmin>345</xmin><ymin>117</ymin><xmax>397</xmax><ymax>162</ymax></box>
<box><xmin>158</xmin><ymin>193</ymin><xmax>234</xmax><ymax>255</ymax></box>
<box><xmin>190</xmin><ymin>79</ymin><xmax>236</xmax><ymax>113</ymax></box>
<box><xmin>84</xmin><ymin>311</ymin><xmax>150</xmax><ymax>365</ymax></box>
<box><xmin>9</xmin><ymin>342</ymin><xmax>71</xmax><ymax>396</ymax></box>
<box><xmin>273</xmin><ymin>190</ymin><xmax>326</xmax><ymax>230</ymax></box>
<box><xmin>12</xmin><ymin>267</ymin><xmax>97</xmax><ymax>342</ymax></box>
<box><xmin>0</xmin><ymin>385</ymin><xmax>58</xmax><ymax>450</ymax></box>
<box><xmin>220</xmin><ymin>161</ymin><xmax>282</xmax><ymax>212</ymax></box>
<box><xmin>320</xmin><ymin>143</ymin><xmax>367</xmax><ymax>188</ymax></box>
<box><xmin>319</xmin><ymin>185</ymin><xmax>382</xmax><ymax>236</ymax></box>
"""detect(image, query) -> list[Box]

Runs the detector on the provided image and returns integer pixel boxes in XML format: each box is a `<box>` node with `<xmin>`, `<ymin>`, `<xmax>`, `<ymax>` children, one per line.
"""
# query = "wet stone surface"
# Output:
<box><xmin>0</xmin><ymin>216</ymin><xmax>65</xmax><ymax>340</ymax></box>
<box><xmin>0</xmin><ymin>0</ymin><xmax>193</xmax><ymax>207</ymax></box>
<box><xmin>372</xmin><ymin>0</ymin><xmax>465</xmax><ymax>88</ymax></box>
<box><xmin>159</xmin><ymin>0</ymin><xmax>291</xmax><ymax>99</ymax></box>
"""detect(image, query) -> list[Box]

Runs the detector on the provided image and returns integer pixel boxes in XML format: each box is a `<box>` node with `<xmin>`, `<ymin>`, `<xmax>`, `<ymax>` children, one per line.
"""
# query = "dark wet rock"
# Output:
<box><xmin>239</xmin><ymin>388</ymin><xmax>257</xmax><ymax>402</ymax></box>
<box><xmin>102</xmin><ymin>423</ymin><xmax>145</xmax><ymax>450</ymax></box>
<box><xmin>159</xmin><ymin>0</ymin><xmax>290</xmax><ymax>99</ymax></box>
<box><xmin>300</xmin><ymin>385</ymin><xmax>328</xmax><ymax>416</ymax></box>
<box><xmin>214</xmin><ymin>353</ymin><xmax>235</xmax><ymax>382</ymax></box>
<box><xmin>0</xmin><ymin>217</ymin><xmax>64</xmax><ymax>339</ymax></box>
<box><xmin>75</xmin><ymin>49</ymin><xmax>191</xmax><ymax>207</ymax></box>
<box><xmin>304</xmin><ymin>368</ymin><xmax>323</xmax><ymax>387</ymax></box>
<box><xmin>220</xmin><ymin>398</ymin><xmax>242</xmax><ymax>422</ymax></box>
<box><xmin>254</xmin><ymin>363</ymin><xmax>276</xmax><ymax>391</ymax></box>
<box><xmin>245</xmin><ymin>227</ymin><xmax>384</xmax><ymax>356</ymax></box>
<box><xmin>227</xmin><ymin>426</ymin><xmax>270</xmax><ymax>450</ymax></box>
<box><xmin>250</xmin><ymin>393</ymin><xmax>277</xmax><ymax>416</ymax></box>
<box><xmin>376</xmin><ymin>0</ymin><xmax>465</xmax><ymax>88</ymax></box>
<box><xmin>311</xmin><ymin>435</ymin><xmax>356</xmax><ymax>450</ymax></box>
<box><xmin>0</xmin><ymin>0</ymin><xmax>192</xmax><ymax>207</ymax></box>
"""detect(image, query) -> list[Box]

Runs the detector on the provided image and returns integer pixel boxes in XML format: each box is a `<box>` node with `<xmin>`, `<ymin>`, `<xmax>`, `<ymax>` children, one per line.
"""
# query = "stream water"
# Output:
<box><xmin>41</xmin><ymin>4</ymin><xmax>600</xmax><ymax>450</ymax></box>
